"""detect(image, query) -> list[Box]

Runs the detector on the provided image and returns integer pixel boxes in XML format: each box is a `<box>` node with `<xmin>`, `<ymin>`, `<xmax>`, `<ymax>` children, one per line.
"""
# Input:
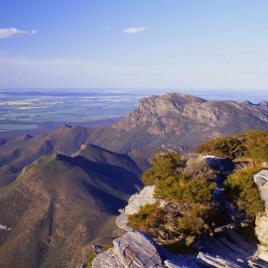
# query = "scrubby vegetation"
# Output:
<box><xmin>197</xmin><ymin>130</ymin><xmax>268</xmax><ymax>162</ymax></box>
<box><xmin>86</xmin><ymin>253</ymin><xmax>95</xmax><ymax>268</ymax></box>
<box><xmin>197</xmin><ymin>136</ymin><xmax>245</xmax><ymax>160</ymax></box>
<box><xmin>197</xmin><ymin>130</ymin><xmax>268</xmax><ymax>221</ymax></box>
<box><xmin>129</xmin><ymin>153</ymin><xmax>219</xmax><ymax>244</ymax></box>
<box><xmin>129</xmin><ymin>130</ymin><xmax>268</xmax><ymax>246</ymax></box>
<box><xmin>128</xmin><ymin>202</ymin><xmax>165</xmax><ymax>238</ymax></box>
<box><xmin>142</xmin><ymin>152</ymin><xmax>185</xmax><ymax>186</ymax></box>
<box><xmin>225</xmin><ymin>167</ymin><xmax>264</xmax><ymax>221</ymax></box>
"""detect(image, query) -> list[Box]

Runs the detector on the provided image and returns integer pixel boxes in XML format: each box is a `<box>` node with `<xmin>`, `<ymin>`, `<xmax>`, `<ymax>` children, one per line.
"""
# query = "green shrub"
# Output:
<box><xmin>225</xmin><ymin>167</ymin><xmax>264</xmax><ymax>221</ymax></box>
<box><xmin>181</xmin><ymin>156</ymin><xmax>215</xmax><ymax>180</ymax></box>
<box><xmin>129</xmin><ymin>174</ymin><xmax>218</xmax><ymax>243</ymax></box>
<box><xmin>128</xmin><ymin>202</ymin><xmax>165</xmax><ymax>238</ymax></box>
<box><xmin>197</xmin><ymin>130</ymin><xmax>268</xmax><ymax>162</ymax></box>
<box><xmin>142</xmin><ymin>152</ymin><xmax>185</xmax><ymax>186</ymax></box>
<box><xmin>197</xmin><ymin>136</ymin><xmax>246</xmax><ymax>160</ymax></box>
<box><xmin>86</xmin><ymin>252</ymin><xmax>95</xmax><ymax>268</ymax></box>
<box><xmin>154</xmin><ymin>176</ymin><xmax>216</xmax><ymax>205</ymax></box>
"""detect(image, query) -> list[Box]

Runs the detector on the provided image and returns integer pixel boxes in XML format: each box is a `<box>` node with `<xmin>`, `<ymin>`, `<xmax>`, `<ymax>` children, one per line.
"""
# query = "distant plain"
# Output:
<box><xmin>0</xmin><ymin>89</ymin><xmax>267</xmax><ymax>132</ymax></box>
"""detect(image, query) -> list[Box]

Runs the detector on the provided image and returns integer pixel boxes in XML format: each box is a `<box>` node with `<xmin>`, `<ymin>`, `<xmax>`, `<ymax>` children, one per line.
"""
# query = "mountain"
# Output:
<box><xmin>2</xmin><ymin>93</ymin><xmax>267</xmax><ymax>179</ymax></box>
<box><xmin>87</xmin><ymin>93</ymin><xmax>268</xmax><ymax>165</ymax></box>
<box><xmin>0</xmin><ymin>125</ymin><xmax>93</xmax><ymax>186</ymax></box>
<box><xmin>0</xmin><ymin>144</ymin><xmax>141</xmax><ymax>268</ymax></box>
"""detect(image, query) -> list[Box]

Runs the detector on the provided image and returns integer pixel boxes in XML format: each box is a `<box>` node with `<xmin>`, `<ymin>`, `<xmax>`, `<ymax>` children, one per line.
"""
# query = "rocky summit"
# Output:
<box><xmin>92</xmin><ymin>156</ymin><xmax>268</xmax><ymax>268</ymax></box>
<box><xmin>88</xmin><ymin>93</ymin><xmax>268</xmax><ymax>163</ymax></box>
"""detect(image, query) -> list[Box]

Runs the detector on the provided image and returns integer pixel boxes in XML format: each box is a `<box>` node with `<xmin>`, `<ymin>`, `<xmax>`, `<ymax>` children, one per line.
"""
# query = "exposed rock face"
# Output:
<box><xmin>244</xmin><ymin>100</ymin><xmax>268</xmax><ymax>115</ymax></box>
<box><xmin>87</xmin><ymin>93</ymin><xmax>268</xmax><ymax>163</ymax></box>
<box><xmin>254</xmin><ymin>170</ymin><xmax>268</xmax><ymax>248</ymax></box>
<box><xmin>196</xmin><ymin>227</ymin><xmax>265</xmax><ymax>268</ymax></box>
<box><xmin>92</xmin><ymin>228</ymin><xmax>268</xmax><ymax>268</ymax></box>
<box><xmin>116</xmin><ymin>186</ymin><xmax>156</xmax><ymax>231</ymax></box>
<box><xmin>116</xmin><ymin>186</ymin><xmax>166</xmax><ymax>231</ymax></box>
<box><xmin>95</xmin><ymin>158</ymin><xmax>268</xmax><ymax>268</ymax></box>
<box><xmin>92</xmin><ymin>231</ymin><xmax>164</xmax><ymax>268</ymax></box>
<box><xmin>123</xmin><ymin>186</ymin><xmax>157</xmax><ymax>215</ymax></box>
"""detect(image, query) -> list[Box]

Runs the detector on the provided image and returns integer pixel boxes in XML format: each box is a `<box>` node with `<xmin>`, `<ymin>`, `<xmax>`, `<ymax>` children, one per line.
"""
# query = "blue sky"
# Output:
<box><xmin>0</xmin><ymin>0</ymin><xmax>268</xmax><ymax>91</ymax></box>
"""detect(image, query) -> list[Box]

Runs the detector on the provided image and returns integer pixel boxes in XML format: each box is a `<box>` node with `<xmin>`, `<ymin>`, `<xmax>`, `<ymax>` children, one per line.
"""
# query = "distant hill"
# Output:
<box><xmin>2</xmin><ymin>93</ymin><xmax>267</xmax><ymax>179</ymax></box>
<box><xmin>87</xmin><ymin>93</ymin><xmax>268</xmax><ymax>166</ymax></box>
<box><xmin>1</xmin><ymin>92</ymin><xmax>268</xmax><ymax>267</ymax></box>
<box><xmin>0</xmin><ymin>125</ymin><xmax>93</xmax><ymax>185</ymax></box>
<box><xmin>0</xmin><ymin>145</ymin><xmax>141</xmax><ymax>268</ymax></box>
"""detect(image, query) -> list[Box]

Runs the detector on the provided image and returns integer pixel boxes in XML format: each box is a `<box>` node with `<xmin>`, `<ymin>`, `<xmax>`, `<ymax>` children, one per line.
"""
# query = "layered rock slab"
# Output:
<box><xmin>92</xmin><ymin>231</ymin><xmax>164</xmax><ymax>268</ymax></box>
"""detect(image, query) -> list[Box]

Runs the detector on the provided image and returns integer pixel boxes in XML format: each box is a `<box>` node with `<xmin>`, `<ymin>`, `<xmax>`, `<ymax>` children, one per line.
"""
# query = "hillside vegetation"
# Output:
<box><xmin>0</xmin><ymin>145</ymin><xmax>141</xmax><ymax>268</ymax></box>
<box><xmin>129</xmin><ymin>153</ymin><xmax>220</xmax><ymax>245</ymax></box>
<box><xmin>128</xmin><ymin>130</ymin><xmax>268</xmax><ymax>247</ymax></box>
<box><xmin>197</xmin><ymin>130</ymin><xmax>268</xmax><ymax>162</ymax></box>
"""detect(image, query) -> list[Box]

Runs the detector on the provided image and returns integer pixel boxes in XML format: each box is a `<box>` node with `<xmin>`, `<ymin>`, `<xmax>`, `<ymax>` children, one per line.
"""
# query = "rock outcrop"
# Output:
<box><xmin>92</xmin><ymin>227</ymin><xmax>268</xmax><ymax>268</ymax></box>
<box><xmin>92</xmin><ymin>231</ymin><xmax>164</xmax><ymax>268</ymax></box>
<box><xmin>87</xmin><ymin>93</ymin><xmax>268</xmax><ymax>163</ymax></box>
<box><xmin>116</xmin><ymin>186</ymin><xmax>156</xmax><ymax>231</ymax></box>
<box><xmin>116</xmin><ymin>185</ymin><xmax>166</xmax><ymax>231</ymax></box>
<box><xmin>92</xmin><ymin>157</ymin><xmax>268</xmax><ymax>268</ymax></box>
<box><xmin>254</xmin><ymin>169</ymin><xmax>268</xmax><ymax>246</ymax></box>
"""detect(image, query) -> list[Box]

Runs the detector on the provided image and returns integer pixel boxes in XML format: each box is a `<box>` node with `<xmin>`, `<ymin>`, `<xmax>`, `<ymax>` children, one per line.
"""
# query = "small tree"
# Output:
<box><xmin>225</xmin><ymin>167</ymin><xmax>264</xmax><ymax>221</ymax></box>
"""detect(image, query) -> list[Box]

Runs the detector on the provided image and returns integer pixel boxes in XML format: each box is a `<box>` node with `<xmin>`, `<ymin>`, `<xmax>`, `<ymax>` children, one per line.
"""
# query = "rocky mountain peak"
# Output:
<box><xmin>86</xmin><ymin>92</ymin><xmax>268</xmax><ymax>162</ymax></box>
<box><xmin>113</xmin><ymin>92</ymin><xmax>268</xmax><ymax>138</ymax></box>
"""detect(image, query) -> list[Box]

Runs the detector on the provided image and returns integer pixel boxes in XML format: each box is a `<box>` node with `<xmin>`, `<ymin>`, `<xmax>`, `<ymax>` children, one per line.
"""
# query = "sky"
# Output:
<box><xmin>0</xmin><ymin>0</ymin><xmax>268</xmax><ymax>91</ymax></box>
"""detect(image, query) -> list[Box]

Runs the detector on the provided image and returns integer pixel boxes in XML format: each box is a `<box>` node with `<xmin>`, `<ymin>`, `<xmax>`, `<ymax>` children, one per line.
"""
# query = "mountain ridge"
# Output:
<box><xmin>87</xmin><ymin>92</ymin><xmax>268</xmax><ymax>167</ymax></box>
<box><xmin>0</xmin><ymin>144</ymin><xmax>141</xmax><ymax>268</ymax></box>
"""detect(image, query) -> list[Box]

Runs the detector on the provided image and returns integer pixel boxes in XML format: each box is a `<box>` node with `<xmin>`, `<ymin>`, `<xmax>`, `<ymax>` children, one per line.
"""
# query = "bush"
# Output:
<box><xmin>129</xmin><ymin>172</ymin><xmax>218</xmax><ymax>244</ymax></box>
<box><xmin>197</xmin><ymin>130</ymin><xmax>268</xmax><ymax>162</ymax></box>
<box><xmin>128</xmin><ymin>202</ymin><xmax>165</xmax><ymax>238</ymax></box>
<box><xmin>142</xmin><ymin>152</ymin><xmax>185</xmax><ymax>186</ymax></box>
<box><xmin>86</xmin><ymin>253</ymin><xmax>95</xmax><ymax>268</ymax></box>
<box><xmin>154</xmin><ymin>176</ymin><xmax>216</xmax><ymax>205</ymax></box>
<box><xmin>131</xmin><ymin>152</ymin><xmax>220</xmax><ymax>244</ymax></box>
<box><xmin>181</xmin><ymin>156</ymin><xmax>215</xmax><ymax>180</ymax></box>
<box><xmin>225</xmin><ymin>167</ymin><xmax>264</xmax><ymax>221</ymax></box>
<box><xmin>197</xmin><ymin>136</ymin><xmax>246</xmax><ymax>160</ymax></box>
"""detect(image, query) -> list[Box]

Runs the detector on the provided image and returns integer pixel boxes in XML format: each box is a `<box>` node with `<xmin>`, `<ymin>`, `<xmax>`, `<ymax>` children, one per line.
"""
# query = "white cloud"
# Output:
<box><xmin>123</xmin><ymin>26</ymin><xmax>146</xmax><ymax>34</ymax></box>
<box><xmin>0</xmin><ymin>28</ymin><xmax>37</xmax><ymax>39</ymax></box>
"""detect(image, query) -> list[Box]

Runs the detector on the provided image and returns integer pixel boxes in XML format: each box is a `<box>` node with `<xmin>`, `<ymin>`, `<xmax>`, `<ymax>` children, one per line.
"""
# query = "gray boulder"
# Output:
<box><xmin>116</xmin><ymin>186</ymin><xmax>166</xmax><ymax>231</ymax></box>
<box><xmin>92</xmin><ymin>231</ymin><xmax>164</xmax><ymax>268</ymax></box>
<box><xmin>254</xmin><ymin>170</ymin><xmax>268</xmax><ymax>252</ymax></box>
<box><xmin>254</xmin><ymin>169</ymin><xmax>268</xmax><ymax>190</ymax></box>
<box><xmin>92</xmin><ymin>248</ymin><xmax>125</xmax><ymax>268</ymax></box>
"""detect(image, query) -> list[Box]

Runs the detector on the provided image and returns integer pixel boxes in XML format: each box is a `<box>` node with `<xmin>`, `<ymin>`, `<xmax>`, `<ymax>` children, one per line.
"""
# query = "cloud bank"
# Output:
<box><xmin>123</xmin><ymin>26</ymin><xmax>146</xmax><ymax>34</ymax></box>
<box><xmin>0</xmin><ymin>28</ymin><xmax>37</xmax><ymax>39</ymax></box>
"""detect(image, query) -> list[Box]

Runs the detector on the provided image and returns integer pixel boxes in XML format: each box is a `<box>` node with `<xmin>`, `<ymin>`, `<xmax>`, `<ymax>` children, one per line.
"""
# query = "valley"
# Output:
<box><xmin>0</xmin><ymin>92</ymin><xmax>268</xmax><ymax>267</ymax></box>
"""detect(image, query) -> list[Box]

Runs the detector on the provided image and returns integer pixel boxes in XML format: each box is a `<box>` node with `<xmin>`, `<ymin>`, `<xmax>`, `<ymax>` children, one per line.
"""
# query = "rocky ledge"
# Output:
<box><xmin>92</xmin><ymin>158</ymin><xmax>268</xmax><ymax>268</ymax></box>
<box><xmin>93</xmin><ymin>227</ymin><xmax>268</xmax><ymax>268</ymax></box>
<box><xmin>254</xmin><ymin>168</ymin><xmax>268</xmax><ymax>261</ymax></box>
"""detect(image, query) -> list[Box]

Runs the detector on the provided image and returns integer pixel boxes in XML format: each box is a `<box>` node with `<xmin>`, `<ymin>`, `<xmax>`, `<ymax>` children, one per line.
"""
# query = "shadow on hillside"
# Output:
<box><xmin>56</xmin><ymin>154</ymin><xmax>142</xmax><ymax>196</ymax></box>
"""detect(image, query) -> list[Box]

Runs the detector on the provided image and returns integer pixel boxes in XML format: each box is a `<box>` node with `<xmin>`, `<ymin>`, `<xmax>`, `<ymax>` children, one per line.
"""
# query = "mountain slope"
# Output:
<box><xmin>0</xmin><ymin>125</ymin><xmax>92</xmax><ymax>185</ymax></box>
<box><xmin>87</xmin><ymin>93</ymin><xmax>268</xmax><ymax>162</ymax></box>
<box><xmin>0</xmin><ymin>145</ymin><xmax>141</xmax><ymax>268</ymax></box>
